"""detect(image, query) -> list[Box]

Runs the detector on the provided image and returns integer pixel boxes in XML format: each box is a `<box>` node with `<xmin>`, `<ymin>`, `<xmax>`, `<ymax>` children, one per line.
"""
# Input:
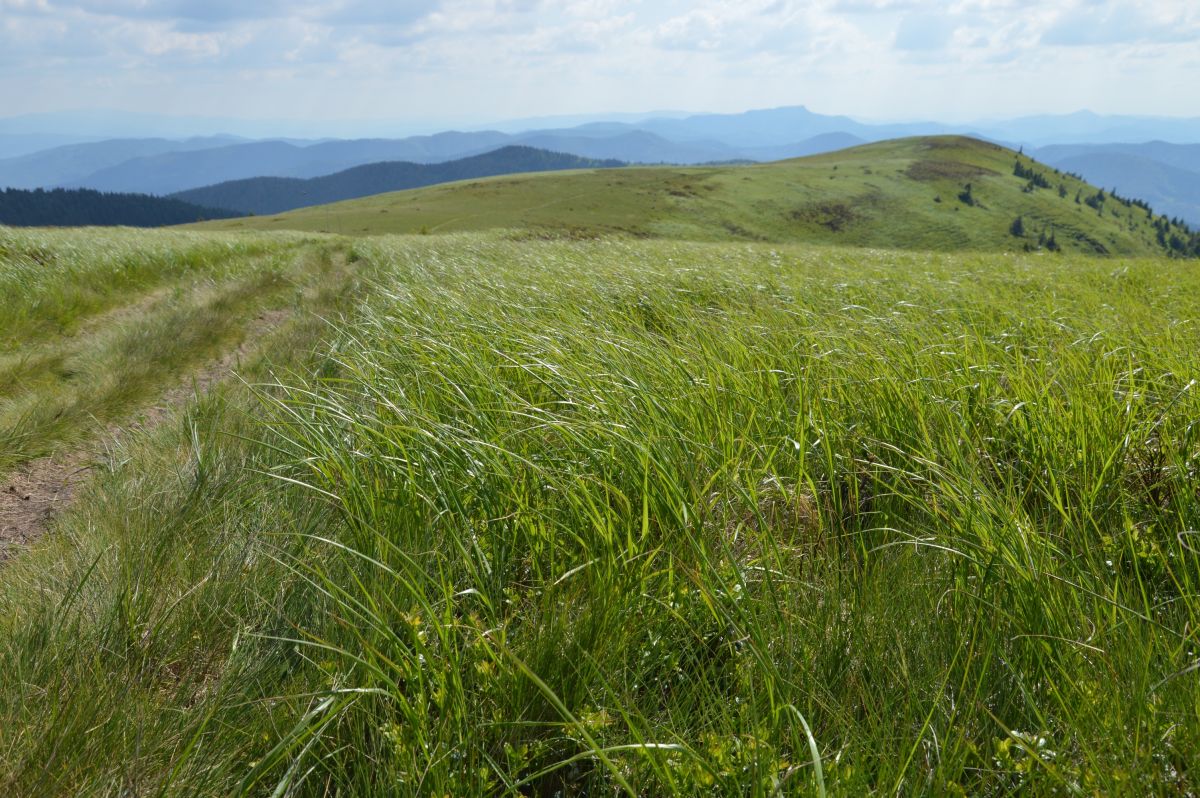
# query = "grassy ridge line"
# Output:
<box><xmin>192</xmin><ymin>136</ymin><xmax>1193</xmax><ymax>258</ymax></box>
<box><xmin>2</xmin><ymin>232</ymin><xmax>1196</xmax><ymax>794</ymax></box>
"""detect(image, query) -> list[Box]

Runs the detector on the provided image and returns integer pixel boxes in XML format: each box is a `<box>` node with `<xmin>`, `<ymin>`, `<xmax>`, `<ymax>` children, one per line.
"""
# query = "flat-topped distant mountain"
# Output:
<box><xmin>194</xmin><ymin>135</ymin><xmax>1197</xmax><ymax>258</ymax></box>
<box><xmin>171</xmin><ymin>146</ymin><xmax>624</xmax><ymax>216</ymax></box>
<box><xmin>625</xmin><ymin>106</ymin><xmax>953</xmax><ymax>147</ymax></box>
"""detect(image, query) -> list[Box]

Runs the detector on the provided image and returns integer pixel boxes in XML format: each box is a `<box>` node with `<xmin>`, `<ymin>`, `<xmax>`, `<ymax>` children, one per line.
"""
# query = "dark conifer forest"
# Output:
<box><xmin>0</xmin><ymin>187</ymin><xmax>243</xmax><ymax>227</ymax></box>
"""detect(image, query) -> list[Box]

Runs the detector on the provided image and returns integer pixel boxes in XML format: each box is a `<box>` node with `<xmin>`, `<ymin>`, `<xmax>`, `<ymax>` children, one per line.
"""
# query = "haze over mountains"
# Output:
<box><xmin>1030</xmin><ymin>142</ymin><xmax>1200</xmax><ymax>226</ymax></box>
<box><xmin>2</xmin><ymin>105</ymin><xmax>1199</xmax><ymax>225</ymax></box>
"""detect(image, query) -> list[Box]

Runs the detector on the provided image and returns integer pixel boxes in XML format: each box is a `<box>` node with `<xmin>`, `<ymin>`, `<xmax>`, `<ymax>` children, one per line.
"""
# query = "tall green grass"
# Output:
<box><xmin>1</xmin><ymin>231</ymin><xmax>1197</xmax><ymax>795</ymax></box>
<box><xmin>250</xmin><ymin>236</ymin><xmax>1200</xmax><ymax>794</ymax></box>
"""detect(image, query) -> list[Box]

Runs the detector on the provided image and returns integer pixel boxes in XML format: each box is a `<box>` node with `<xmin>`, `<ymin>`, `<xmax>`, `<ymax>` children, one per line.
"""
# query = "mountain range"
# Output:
<box><xmin>1</xmin><ymin>106</ymin><xmax>1198</xmax><ymax>225</ymax></box>
<box><xmin>1032</xmin><ymin>142</ymin><xmax>1200</xmax><ymax>226</ymax></box>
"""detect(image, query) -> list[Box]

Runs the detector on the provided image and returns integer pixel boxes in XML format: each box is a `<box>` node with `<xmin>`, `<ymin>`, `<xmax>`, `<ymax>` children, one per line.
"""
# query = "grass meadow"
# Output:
<box><xmin>1</xmin><ymin>229</ymin><xmax>1198</xmax><ymax>795</ymax></box>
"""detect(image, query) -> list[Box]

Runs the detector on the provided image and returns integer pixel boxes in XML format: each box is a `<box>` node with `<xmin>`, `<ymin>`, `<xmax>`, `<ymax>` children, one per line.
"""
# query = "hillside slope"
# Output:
<box><xmin>170</xmin><ymin>147</ymin><xmax>624</xmax><ymax>215</ymax></box>
<box><xmin>197</xmin><ymin>136</ymin><xmax>1196</xmax><ymax>257</ymax></box>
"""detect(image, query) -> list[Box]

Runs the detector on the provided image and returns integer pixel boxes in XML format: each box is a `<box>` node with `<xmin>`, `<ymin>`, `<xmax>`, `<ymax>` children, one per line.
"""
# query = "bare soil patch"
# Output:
<box><xmin>0</xmin><ymin>452</ymin><xmax>88</xmax><ymax>560</ymax></box>
<box><xmin>789</xmin><ymin>201</ymin><xmax>859</xmax><ymax>232</ymax></box>
<box><xmin>905</xmin><ymin>159</ymin><xmax>995</xmax><ymax>182</ymax></box>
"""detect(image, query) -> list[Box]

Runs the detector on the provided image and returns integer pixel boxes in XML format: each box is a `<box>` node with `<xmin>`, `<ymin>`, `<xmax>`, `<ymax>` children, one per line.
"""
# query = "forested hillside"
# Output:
<box><xmin>0</xmin><ymin>187</ymin><xmax>242</xmax><ymax>227</ymax></box>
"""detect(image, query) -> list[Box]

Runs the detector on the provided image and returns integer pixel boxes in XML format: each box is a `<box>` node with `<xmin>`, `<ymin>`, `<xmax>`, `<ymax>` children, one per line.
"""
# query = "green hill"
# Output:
<box><xmin>194</xmin><ymin>136</ymin><xmax>1198</xmax><ymax>257</ymax></box>
<box><xmin>170</xmin><ymin>146</ymin><xmax>624</xmax><ymax>216</ymax></box>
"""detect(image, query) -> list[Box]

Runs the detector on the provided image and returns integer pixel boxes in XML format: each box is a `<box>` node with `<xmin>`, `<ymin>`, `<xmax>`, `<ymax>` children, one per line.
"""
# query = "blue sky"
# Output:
<box><xmin>1</xmin><ymin>0</ymin><xmax>1197</xmax><ymax>130</ymax></box>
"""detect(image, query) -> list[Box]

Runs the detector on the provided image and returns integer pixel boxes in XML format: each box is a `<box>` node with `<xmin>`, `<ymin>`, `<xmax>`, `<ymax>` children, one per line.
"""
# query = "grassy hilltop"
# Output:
<box><xmin>2</xmin><ymin>138</ymin><xmax>1200</xmax><ymax>795</ymax></box>
<box><xmin>197</xmin><ymin>136</ymin><xmax>1194</xmax><ymax>257</ymax></box>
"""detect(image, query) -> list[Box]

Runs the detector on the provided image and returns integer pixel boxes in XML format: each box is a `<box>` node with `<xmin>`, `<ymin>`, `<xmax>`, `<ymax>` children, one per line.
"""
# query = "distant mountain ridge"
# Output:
<box><xmin>1035</xmin><ymin>141</ymin><xmax>1200</xmax><ymax>174</ymax></box>
<box><xmin>49</xmin><ymin>130</ymin><xmax>873</xmax><ymax>198</ymax></box>
<box><xmin>1050</xmin><ymin>154</ymin><xmax>1200</xmax><ymax>227</ymax></box>
<box><xmin>981</xmin><ymin>111</ymin><xmax>1200</xmax><ymax>146</ymax></box>
<box><xmin>1034</xmin><ymin>142</ymin><xmax>1200</xmax><ymax>226</ymax></box>
<box><xmin>5</xmin><ymin>106</ymin><xmax>1200</xmax><ymax>145</ymax></box>
<box><xmin>2</xmin><ymin>105</ymin><xmax>1200</xmax><ymax>217</ymax></box>
<box><xmin>30</xmin><ymin>125</ymin><xmax>872</xmax><ymax>196</ymax></box>
<box><xmin>0</xmin><ymin>137</ymin><xmax>246</xmax><ymax>190</ymax></box>
<box><xmin>171</xmin><ymin>146</ymin><xmax>625</xmax><ymax>215</ymax></box>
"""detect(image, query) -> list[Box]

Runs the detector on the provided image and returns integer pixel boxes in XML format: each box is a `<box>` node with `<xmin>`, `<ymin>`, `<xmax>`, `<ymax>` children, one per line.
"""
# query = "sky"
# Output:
<box><xmin>1</xmin><ymin>0</ymin><xmax>1198</xmax><ymax>133</ymax></box>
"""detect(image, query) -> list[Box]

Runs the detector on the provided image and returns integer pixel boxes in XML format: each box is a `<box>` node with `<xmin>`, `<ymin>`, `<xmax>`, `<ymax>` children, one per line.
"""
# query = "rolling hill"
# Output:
<box><xmin>170</xmin><ymin>147</ymin><xmax>624</xmax><ymax>215</ymax></box>
<box><xmin>195</xmin><ymin>136</ymin><xmax>1196</xmax><ymax>257</ymax></box>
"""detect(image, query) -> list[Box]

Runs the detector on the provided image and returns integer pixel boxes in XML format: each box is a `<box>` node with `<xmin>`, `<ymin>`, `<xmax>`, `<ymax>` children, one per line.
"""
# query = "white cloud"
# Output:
<box><xmin>0</xmin><ymin>0</ymin><xmax>1197</xmax><ymax>126</ymax></box>
<box><xmin>1041</xmin><ymin>1</ymin><xmax>1200</xmax><ymax>46</ymax></box>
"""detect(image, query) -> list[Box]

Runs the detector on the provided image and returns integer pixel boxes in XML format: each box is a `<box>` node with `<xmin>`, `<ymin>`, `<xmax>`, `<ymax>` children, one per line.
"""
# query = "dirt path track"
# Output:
<box><xmin>0</xmin><ymin>309</ymin><xmax>289</xmax><ymax>560</ymax></box>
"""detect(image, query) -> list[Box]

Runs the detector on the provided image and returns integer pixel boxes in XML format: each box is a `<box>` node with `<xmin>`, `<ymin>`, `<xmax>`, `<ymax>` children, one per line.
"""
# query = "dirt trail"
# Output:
<box><xmin>0</xmin><ymin>309</ymin><xmax>290</xmax><ymax>561</ymax></box>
